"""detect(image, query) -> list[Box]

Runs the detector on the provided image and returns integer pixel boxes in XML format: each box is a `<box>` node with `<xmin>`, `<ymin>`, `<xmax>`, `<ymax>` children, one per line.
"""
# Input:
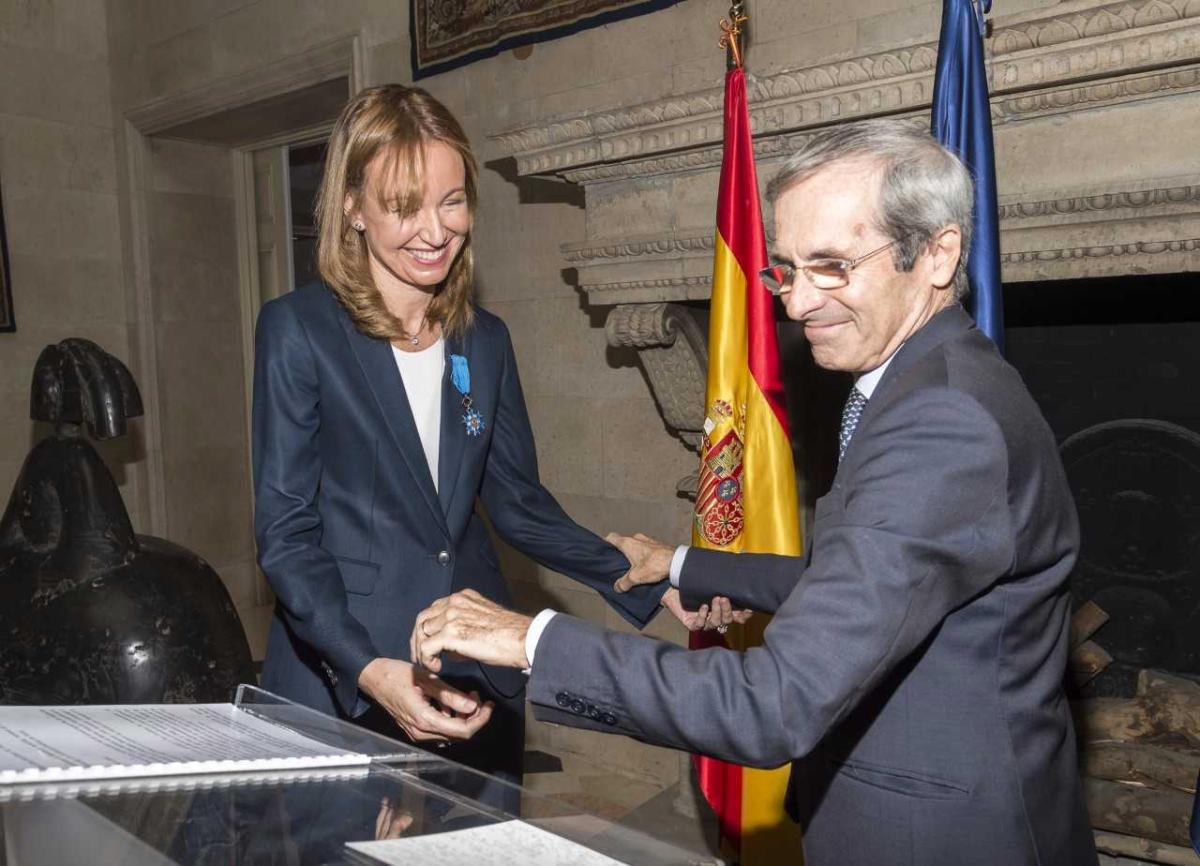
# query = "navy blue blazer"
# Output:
<box><xmin>252</xmin><ymin>283</ymin><xmax>663</xmax><ymax>718</ymax></box>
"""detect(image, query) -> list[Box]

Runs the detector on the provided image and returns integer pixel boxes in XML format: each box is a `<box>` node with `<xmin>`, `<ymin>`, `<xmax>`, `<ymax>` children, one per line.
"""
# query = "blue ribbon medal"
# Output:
<box><xmin>450</xmin><ymin>354</ymin><xmax>485</xmax><ymax>437</ymax></box>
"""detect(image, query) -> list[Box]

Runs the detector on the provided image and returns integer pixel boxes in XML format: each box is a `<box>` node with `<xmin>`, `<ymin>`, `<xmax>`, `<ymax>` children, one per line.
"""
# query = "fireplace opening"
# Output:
<box><xmin>1004</xmin><ymin>272</ymin><xmax>1200</xmax><ymax>698</ymax></box>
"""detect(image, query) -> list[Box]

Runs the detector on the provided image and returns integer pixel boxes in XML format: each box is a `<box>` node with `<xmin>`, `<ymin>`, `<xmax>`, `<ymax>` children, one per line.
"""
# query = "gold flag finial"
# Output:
<box><xmin>719</xmin><ymin>2</ymin><xmax>748</xmax><ymax>69</ymax></box>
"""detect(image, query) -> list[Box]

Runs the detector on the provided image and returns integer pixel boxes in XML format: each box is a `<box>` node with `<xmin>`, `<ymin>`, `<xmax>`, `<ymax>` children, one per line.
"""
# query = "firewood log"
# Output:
<box><xmin>1074</xmin><ymin>698</ymin><xmax>1159</xmax><ymax>743</ymax></box>
<box><xmin>1073</xmin><ymin>670</ymin><xmax>1200</xmax><ymax>746</ymax></box>
<box><xmin>1093</xmin><ymin>831</ymin><xmax>1200</xmax><ymax>865</ymax></box>
<box><xmin>1081</xmin><ymin>741</ymin><xmax>1200</xmax><ymax>793</ymax></box>
<box><xmin>1069</xmin><ymin>639</ymin><xmax>1113</xmax><ymax>688</ymax></box>
<box><xmin>1085</xmin><ymin>777</ymin><xmax>1195</xmax><ymax>847</ymax></box>
<box><xmin>1071</xmin><ymin>601</ymin><xmax>1109</xmax><ymax>649</ymax></box>
<box><xmin>1138</xmin><ymin>670</ymin><xmax>1200</xmax><ymax>740</ymax></box>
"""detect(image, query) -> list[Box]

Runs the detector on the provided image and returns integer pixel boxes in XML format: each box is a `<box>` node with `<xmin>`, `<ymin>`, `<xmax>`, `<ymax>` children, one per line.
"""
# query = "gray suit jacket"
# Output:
<box><xmin>528</xmin><ymin>306</ymin><xmax>1097</xmax><ymax>866</ymax></box>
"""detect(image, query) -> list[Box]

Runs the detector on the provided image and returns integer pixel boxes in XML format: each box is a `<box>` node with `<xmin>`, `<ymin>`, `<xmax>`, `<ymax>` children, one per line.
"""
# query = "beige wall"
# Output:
<box><xmin>0</xmin><ymin>0</ymin><xmax>146</xmax><ymax>526</ymax></box>
<box><xmin>144</xmin><ymin>137</ymin><xmax>262</xmax><ymax>641</ymax></box>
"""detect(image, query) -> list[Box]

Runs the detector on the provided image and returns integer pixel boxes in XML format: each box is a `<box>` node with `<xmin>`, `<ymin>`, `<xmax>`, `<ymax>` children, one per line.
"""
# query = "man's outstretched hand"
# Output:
<box><xmin>412</xmin><ymin>589</ymin><xmax>532</xmax><ymax>672</ymax></box>
<box><xmin>607</xmin><ymin>532</ymin><xmax>675</xmax><ymax>592</ymax></box>
<box><xmin>609</xmin><ymin>531</ymin><xmax>753</xmax><ymax>631</ymax></box>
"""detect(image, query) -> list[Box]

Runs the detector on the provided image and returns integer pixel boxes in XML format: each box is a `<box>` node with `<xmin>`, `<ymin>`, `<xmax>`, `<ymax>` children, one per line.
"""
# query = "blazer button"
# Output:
<box><xmin>601</xmin><ymin>713</ymin><xmax>618</xmax><ymax>726</ymax></box>
<box><xmin>570</xmin><ymin>699</ymin><xmax>586</xmax><ymax>715</ymax></box>
<box><xmin>556</xmin><ymin>692</ymin><xmax>572</xmax><ymax>708</ymax></box>
<box><xmin>436</xmin><ymin>550</ymin><xmax>451</xmax><ymax>565</ymax></box>
<box><xmin>586</xmin><ymin>705</ymin><xmax>602</xmax><ymax>721</ymax></box>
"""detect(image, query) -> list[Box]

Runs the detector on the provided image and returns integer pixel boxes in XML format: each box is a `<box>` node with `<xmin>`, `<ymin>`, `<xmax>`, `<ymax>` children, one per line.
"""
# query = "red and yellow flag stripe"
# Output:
<box><xmin>690</xmin><ymin>66</ymin><xmax>803</xmax><ymax>865</ymax></box>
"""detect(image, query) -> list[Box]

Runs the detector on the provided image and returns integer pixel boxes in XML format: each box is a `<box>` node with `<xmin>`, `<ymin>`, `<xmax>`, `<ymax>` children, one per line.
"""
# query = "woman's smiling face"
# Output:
<box><xmin>348</xmin><ymin>139</ymin><xmax>470</xmax><ymax>296</ymax></box>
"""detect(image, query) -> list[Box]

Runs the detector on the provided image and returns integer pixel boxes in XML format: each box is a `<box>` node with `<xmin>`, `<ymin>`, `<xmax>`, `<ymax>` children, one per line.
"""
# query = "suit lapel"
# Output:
<box><xmin>836</xmin><ymin>304</ymin><xmax>975</xmax><ymax>474</ymax></box>
<box><xmin>864</xmin><ymin>306</ymin><xmax>974</xmax><ymax>422</ymax></box>
<box><xmin>436</xmin><ymin>329</ymin><xmax>466</xmax><ymax>517</ymax></box>
<box><xmin>874</xmin><ymin>304</ymin><xmax>975</xmax><ymax>393</ymax></box>
<box><xmin>338</xmin><ymin>313</ymin><xmax>449</xmax><ymax>539</ymax></box>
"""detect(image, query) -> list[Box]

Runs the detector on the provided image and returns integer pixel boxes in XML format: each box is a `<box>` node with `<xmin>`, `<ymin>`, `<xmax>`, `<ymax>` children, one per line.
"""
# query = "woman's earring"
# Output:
<box><xmin>352</xmin><ymin>221</ymin><xmax>365</xmax><ymax>232</ymax></box>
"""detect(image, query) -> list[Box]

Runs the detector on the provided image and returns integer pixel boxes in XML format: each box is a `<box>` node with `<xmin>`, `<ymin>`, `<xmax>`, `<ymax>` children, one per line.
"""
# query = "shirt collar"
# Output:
<box><xmin>854</xmin><ymin>348</ymin><xmax>899</xmax><ymax>399</ymax></box>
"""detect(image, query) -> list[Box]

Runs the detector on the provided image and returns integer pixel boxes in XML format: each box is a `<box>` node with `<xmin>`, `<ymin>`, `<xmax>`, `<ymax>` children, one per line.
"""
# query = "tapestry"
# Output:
<box><xmin>411</xmin><ymin>0</ymin><xmax>680</xmax><ymax>79</ymax></box>
<box><xmin>0</xmin><ymin>175</ymin><xmax>12</xmax><ymax>333</ymax></box>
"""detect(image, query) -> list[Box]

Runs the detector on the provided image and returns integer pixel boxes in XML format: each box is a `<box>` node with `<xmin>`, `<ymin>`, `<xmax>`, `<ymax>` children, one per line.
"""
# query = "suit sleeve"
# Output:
<box><xmin>252</xmin><ymin>300</ymin><xmax>379</xmax><ymax>714</ymax></box>
<box><xmin>529</xmin><ymin>388</ymin><xmax>1014</xmax><ymax>766</ymax></box>
<box><xmin>479</xmin><ymin>323</ymin><xmax>666</xmax><ymax>628</ymax></box>
<box><xmin>679</xmin><ymin>548</ymin><xmax>804</xmax><ymax>614</ymax></box>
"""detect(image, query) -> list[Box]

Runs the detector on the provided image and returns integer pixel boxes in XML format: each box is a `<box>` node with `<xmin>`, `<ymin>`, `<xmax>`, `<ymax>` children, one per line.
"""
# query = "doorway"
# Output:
<box><xmin>123</xmin><ymin>57</ymin><xmax>356</xmax><ymax>658</ymax></box>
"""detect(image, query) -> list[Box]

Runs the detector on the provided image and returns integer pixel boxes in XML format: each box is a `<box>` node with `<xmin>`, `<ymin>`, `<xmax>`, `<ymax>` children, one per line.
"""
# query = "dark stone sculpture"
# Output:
<box><xmin>0</xmin><ymin>339</ymin><xmax>254</xmax><ymax>704</ymax></box>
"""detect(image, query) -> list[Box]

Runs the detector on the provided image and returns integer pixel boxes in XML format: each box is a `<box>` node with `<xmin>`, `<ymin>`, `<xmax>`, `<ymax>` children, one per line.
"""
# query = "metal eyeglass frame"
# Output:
<box><xmin>758</xmin><ymin>236</ymin><xmax>907</xmax><ymax>295</ymax></box>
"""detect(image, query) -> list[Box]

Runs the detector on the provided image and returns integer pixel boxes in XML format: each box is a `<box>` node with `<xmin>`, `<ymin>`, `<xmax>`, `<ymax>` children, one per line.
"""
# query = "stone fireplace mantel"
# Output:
<box><xmin>489</xmin><ymin>0</ymin><xmax>1200</xmax><ymax>458</ymax></box>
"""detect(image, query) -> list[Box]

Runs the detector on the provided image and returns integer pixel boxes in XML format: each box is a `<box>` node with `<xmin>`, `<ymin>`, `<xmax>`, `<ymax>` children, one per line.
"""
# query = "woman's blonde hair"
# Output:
<box><xmin>316</xmin><ymin>85</ymin><xmax>478</xmax><ymax>339</ymax></box>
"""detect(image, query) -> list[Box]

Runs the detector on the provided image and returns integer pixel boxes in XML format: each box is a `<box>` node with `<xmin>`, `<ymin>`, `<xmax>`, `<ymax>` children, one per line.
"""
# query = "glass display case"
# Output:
<box><xmin>0</xmin><ymin>687</ymin><xmax>720</xmax><ymax>865</ymax></box>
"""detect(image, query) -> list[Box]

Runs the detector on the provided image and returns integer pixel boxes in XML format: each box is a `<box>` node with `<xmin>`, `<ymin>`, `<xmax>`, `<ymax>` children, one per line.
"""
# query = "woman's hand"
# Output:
<box><xmin>375</xmin><ymin>797</ymin><xmax>415</xmax><ymax>839</ymax></box>
<box><xmin>357</xmin><ymin>657</ymin><xmax>493</xmax><ymax>743</ymax></box>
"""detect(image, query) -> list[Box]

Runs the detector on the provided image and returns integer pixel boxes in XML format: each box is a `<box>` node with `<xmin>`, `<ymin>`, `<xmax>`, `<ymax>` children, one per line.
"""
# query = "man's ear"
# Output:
<box><xmin>925</xmin><ymin>224</ymin><xmax>963</xmax><ymax>292</ymax></box>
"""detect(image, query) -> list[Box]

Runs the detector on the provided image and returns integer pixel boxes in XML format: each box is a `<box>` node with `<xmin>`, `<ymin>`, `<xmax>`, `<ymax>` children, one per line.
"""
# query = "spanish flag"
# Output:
<box><xmin>690</xmin><ymin>64</ymin><xmax>803</xmax><ymax>864</ymax></box>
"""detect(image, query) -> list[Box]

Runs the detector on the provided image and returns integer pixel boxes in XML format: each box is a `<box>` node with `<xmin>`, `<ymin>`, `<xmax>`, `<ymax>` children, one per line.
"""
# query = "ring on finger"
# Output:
<box><xmin>716</xmin><ymin>624</ymin><xmax>729</xmax><ymax>634</ymax></box>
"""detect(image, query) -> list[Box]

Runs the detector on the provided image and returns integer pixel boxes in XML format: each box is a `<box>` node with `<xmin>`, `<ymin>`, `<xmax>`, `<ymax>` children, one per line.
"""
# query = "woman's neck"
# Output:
<box><xmin>370</xmin><ymin>258</ymin><xmax>434</xmax><ymax>334</ymax></box>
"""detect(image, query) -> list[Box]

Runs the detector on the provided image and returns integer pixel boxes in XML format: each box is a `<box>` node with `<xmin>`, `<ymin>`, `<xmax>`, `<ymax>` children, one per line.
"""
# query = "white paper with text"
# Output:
<box><xmin>346</xmin><ymin>820</ymin><xmax>629</xmax><ymax>865</ymax></box>
<box><xmin>0</xmin><ymin>703</ymin><xmax>369</xmax><ymax>784</ymax></box>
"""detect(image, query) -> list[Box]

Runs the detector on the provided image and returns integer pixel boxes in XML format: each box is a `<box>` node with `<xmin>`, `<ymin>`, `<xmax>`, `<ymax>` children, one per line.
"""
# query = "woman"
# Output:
<box><xmin>252</xmin><ymin>85</ymin><xmax>699</xmax><ymax>789</ymax></box>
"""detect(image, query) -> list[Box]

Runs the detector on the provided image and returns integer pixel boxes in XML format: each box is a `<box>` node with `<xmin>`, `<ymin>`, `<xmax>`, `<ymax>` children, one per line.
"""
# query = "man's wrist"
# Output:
<box><xmin>523</xmin><ymin>609</ymin><xmax>558</xmax><ymax>672</ymax></box>
<box><xmin>668</xmin><ymin>545</ymin><xmax>689</xmax><ymax>588</ymax></box>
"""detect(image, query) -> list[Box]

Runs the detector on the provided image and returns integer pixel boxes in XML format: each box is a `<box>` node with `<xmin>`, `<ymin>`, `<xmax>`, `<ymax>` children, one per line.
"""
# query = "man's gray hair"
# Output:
<box><xmin>766</xmin><ymin>119</ymin><xmax>975</xmax><ymax>300</ymax></box>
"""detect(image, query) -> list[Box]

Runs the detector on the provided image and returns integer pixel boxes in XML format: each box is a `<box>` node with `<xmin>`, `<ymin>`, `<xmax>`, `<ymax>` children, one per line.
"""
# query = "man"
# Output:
<box><xmin>411</xmin><ymin>121</ymin><xmax>1098</xmax><ymax>866</ymax></box>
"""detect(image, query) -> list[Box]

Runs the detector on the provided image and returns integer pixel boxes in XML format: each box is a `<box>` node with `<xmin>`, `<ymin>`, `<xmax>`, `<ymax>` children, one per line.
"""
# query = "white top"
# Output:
<box><xmin>392</xmin><ymin>338</ymin><xmax>445</xmax><ymax>492</ymax></box>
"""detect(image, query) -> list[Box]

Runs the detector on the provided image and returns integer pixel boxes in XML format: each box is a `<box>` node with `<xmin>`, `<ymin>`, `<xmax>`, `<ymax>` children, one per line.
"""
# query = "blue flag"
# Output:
<box><xmin>932</xmin><ymin>0</ymin><xmax>1004</xmax><ymax>352</ymax></box>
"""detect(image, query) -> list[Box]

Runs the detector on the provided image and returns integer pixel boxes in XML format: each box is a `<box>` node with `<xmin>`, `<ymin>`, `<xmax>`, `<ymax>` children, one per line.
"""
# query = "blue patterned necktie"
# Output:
<box><xmin>838</xmin><ymin>387</ymin><xmax>868</xmax><ymax>462</ymax></box>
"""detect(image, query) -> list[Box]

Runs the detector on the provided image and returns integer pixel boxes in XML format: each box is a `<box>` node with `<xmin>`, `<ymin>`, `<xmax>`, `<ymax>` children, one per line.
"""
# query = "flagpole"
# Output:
<box><xmin>719</xmin><ymin>2</ymin><xmax>747</xmax><ymax>69</ymax></box>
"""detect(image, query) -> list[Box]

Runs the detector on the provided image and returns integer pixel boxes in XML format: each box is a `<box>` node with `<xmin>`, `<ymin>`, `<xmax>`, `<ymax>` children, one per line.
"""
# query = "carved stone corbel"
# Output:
<box><xmin>605</xmin><ymin>303</ymin><xmax>707</xmax><ymax>497</ymax></box>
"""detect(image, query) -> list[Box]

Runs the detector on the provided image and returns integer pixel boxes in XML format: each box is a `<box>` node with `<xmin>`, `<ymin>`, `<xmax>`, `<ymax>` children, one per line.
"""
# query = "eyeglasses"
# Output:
<box><xmin>758</xmin><ymin>236</ymin><xmax>907</xmax><ymax>295</ymax></box>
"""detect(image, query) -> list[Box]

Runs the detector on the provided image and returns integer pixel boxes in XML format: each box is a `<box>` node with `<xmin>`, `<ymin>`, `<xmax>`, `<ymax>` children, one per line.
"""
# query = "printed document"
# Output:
<box><xmin>347</xmin><ymin>820</ymin><xmax>629</xmax><ymax>865</ymax></box>
<box><xmin>0</xmin><ymin>703</ymin><xmax>369</xmax><ymax>784</ymax></box>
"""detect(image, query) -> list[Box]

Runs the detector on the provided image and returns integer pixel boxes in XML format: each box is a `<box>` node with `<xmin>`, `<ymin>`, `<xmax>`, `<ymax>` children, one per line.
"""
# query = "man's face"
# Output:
<box><xmin>773</xmin><ymin>159</ymin><xmax>946</xmax><ymax>373</ymax></box>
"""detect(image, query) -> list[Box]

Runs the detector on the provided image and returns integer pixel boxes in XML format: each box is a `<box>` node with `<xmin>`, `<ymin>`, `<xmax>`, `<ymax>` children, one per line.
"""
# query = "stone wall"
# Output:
<box><xmin>0</xmin><ymin>0</ymin><xmax>145</xmax><ymax>525</ymax></box>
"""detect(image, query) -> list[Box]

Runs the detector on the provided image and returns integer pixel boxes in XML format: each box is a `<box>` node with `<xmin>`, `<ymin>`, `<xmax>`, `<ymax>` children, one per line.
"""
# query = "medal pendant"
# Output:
<box><xmin>462</xmin><ymin>407</ymin><xmax>485</xmax><ymax>436</ymax></box>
